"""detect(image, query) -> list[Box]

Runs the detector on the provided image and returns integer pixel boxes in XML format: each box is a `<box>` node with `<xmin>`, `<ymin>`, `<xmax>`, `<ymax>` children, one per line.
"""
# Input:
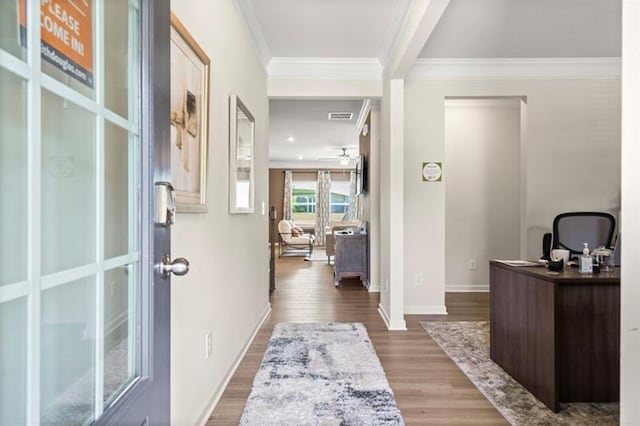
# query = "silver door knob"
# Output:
<box><xmin>158</xmin><ymin>255</ymin><xmax>190</xmax><ymax>278</ymax></box>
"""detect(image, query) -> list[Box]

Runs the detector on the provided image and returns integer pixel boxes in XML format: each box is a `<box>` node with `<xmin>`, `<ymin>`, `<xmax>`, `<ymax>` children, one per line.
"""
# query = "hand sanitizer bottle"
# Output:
<box><xmin>579</xmin><ymin>242</ymin><xmax>593</xmax><ymax>273</ymax></box>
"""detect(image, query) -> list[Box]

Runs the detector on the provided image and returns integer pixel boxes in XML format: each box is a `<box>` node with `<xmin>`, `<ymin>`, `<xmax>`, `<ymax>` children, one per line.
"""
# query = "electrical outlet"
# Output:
<box><xmin>469</xmin><ymin>259</ymin><xmax>477</xmax><ymax>271</ymax></box>
<box><xmin>415</xmin><ymin>273</ymin><xmax>424</xmax><ymax>286</ymax></box>
<box><xmin>205</xmin><ymin>332</ymin><xmax>213</xmax><ymax>359</ymax></box>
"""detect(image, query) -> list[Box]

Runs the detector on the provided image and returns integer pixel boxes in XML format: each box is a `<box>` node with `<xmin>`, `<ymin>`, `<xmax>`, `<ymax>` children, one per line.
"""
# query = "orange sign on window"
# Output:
<box><xmin>19</xmin><ymin>0</ymin><xmax>94</xmax><ymax>88</ymax></box>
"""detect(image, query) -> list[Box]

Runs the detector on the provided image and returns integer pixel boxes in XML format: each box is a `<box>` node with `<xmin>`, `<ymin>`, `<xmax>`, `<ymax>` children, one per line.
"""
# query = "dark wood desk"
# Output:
<box><xmin>489</xmin><ymin>261</ymin><xmax>620</xmax><ymax>412</ymax></box>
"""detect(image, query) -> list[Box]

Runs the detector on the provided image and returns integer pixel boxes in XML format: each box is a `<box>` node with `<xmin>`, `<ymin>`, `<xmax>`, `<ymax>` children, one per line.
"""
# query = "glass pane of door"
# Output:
<box><xmin>103</xmin><ymin>265</ymin><xmax>137</xmax><ymax>404</ymax></box>
<box><xmin>0</xmin><ymin>297</ymin><xmax>28</xmax><ymax>425</ymax></box>
<box><xmin>0</xmin><ymin>0</ymin><xmax>143</xmax><ymax>422</ymax></box>
<box><xmin>40</xmin><ymin>277</ymin><xmax>96</xmax><ymax>425</ymax></box>
<box><xmin>0</xmin><ymin>69</ymin><xmax>27</xmax><ymax>286</ymax></box>
<box><xmin>0</xmin><ymin>63</ymin><xmax>28</xmax><ymax>426</ymax></box>
<box><xmin>41</xmin><ymin>89</ymin><xmax>96</xmax><ymax>275</ymax></box>
<box><xmin>0</xmin><ymin>0</ymin><xmax>27</xmax><ymax>60</ymax></box>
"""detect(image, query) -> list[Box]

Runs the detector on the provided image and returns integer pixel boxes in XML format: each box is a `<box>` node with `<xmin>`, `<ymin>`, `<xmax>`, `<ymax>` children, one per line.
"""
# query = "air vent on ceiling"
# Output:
<box><xmin>328</xmin><ymin>112</ymin><xmax>353</xmax><ymax>121</ymax></box>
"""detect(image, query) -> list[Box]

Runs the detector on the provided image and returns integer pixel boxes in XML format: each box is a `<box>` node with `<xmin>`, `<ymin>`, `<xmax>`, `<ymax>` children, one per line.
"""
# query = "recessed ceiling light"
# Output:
<box><xmin>297</xmin><ymin>155</ymin><xmax>304</xmax><ymax>160</ymax></box>
<box><xmin>287</xmin><ymin>136</ymin><xmax>295</xmax><ymax>142</ymax></box>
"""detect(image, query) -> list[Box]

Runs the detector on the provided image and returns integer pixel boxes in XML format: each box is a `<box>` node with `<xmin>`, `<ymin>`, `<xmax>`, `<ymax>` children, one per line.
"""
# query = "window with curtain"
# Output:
<box><xmin>330</xmin><ymin>181</ymin><xmax>352</xmax><ymax>221</ymax></box>
<box><xmin>289</xmin><ymin>174</ymin><xmax>353</xmax><ymax>225</ymax></box>
<box><xmin>291</xmin><ymin>180</ymin><xmax>317</xmax><ymax>226</ymax></box>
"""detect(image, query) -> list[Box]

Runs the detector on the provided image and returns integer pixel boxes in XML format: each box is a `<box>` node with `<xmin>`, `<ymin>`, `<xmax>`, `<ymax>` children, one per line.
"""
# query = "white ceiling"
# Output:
<box><xmin>269</xmin><ymin>100</ymin><xmax>363</xmax><ymax>167</ymax></box>
<box><xmin>239</xmin><ymin>0</ymin><xmax>621</xmax><ymax>164</ymax></box>
<box><xmin>419</xmin><ymin>0</ymin><xmax>621</xmax><ymax>58</ymax></box>
<box><xmin>247</xmin><ymin>0</ymin><xmax>411</xmax><ymax>59</ymax></box>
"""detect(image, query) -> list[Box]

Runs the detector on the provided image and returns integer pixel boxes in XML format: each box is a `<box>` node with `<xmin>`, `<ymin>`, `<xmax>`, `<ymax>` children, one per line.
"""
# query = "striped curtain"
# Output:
<box><xmin>283</xmin><ymin>170</ymin><xmax>293</xmax><ymax>220</ymax></box>
<box><xmin>345</xmin><ymin>171</ymin><xmax>358</xmax><ymax>220</ymax></box>
<box><xmin>314</xmin><ymin>171</ymin><xmax>331</xmax><ymax>246</ymax></box>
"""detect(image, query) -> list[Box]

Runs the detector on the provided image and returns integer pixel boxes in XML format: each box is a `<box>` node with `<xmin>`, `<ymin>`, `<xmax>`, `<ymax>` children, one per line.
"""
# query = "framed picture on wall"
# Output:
<box><xmin>170</xmin><ymin>12</ymin><xmax>210</xmax><ymax>212</ymax></box>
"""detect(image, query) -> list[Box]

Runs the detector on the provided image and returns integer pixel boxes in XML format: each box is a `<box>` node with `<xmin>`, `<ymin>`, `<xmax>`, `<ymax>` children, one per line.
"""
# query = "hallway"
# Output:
<box><xmin>208</xmin><ymin>254</ymin><xmax>506</xmax><ymax>424</ymax></box>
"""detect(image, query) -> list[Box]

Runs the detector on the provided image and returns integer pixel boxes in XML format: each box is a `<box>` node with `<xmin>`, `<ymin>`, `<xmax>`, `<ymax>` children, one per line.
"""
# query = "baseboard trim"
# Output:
<box><xmin>197</xmin><ymin>303</ymin><xmax>272</xmax><ymax>426</ymax></box>
<box><xmin>378</xmin><ymin>303</ymin><xmax>407</xmax><ymax>330</ymax></box>
<box><xmin>404</xmin><ymin>305</ymin><xmax>448</xmax><ymax>315</ymax></box>
<box><xmin>368</xmin><ymin>282</ymin><xmax>380</xmax><ymax>293</ymax></box>
<box><xmin>378</xmin><ymin>303</ymin><xmax>391</xmax><ymax>329</ymax></box>
<box><xmin>446</xmin><ymin>285</ymin><xmax>490</xmax><ymax>292</ymax></box>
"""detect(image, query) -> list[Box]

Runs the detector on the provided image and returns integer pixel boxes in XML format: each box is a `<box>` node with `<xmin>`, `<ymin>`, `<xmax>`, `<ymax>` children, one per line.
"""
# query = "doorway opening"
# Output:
<box><xmin>444</xmin><ymin>96</ymin><xmax>527</xmax><ymax>292</ymax></box>
<box><xmin>267</xmin><ymin>98</ymin><xmax>376</xmax><ymax>293</ymax></box>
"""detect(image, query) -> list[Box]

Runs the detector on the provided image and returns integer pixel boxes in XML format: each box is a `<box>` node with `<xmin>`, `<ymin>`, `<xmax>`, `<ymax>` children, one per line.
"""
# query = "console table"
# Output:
<box><xmin>490</xmin><ymin>261</ymin><xmax>620</xmax><ymax>412</ymax></box>
<box><xmin>334</xmin><ymin>231</ymin><xmax>368</xmax><ymax>288</ymax></box>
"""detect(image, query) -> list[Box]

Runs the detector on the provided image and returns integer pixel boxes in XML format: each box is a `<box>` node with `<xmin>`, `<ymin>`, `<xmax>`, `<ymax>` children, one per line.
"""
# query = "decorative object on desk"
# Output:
<box><xmin>420</xmin><ymin>321</ymin><xmax>618</xmax><ymax>426</ymax></box>
<box><xmin>592</xmin><ymin>246</ymin><xmax>614</xmax><ymax>272</ymax></box>
<box><xmin>229</xmin><ymin>94</ymin><xmax>255</xmax><ymax>213</ymax></box>
<box><xmin>551</xmin><ymin>248</ymin><xmax>570</xmax><ymax>265</ymax></box>
<box><xmin>240</xmin><ymin>323</ymin><xmax>404</xmax><ymax>426</ymax></box>
<box><xmin>422</xmin><ymin>161</ymin><xmax>442</xmax><ymax>182</ymax></box>
<box><xmin>548</xmin><ymin>258</ymin><xmax>564</xmax><ymax>272</ymax></box>
<box><xmin>170</xmin><ymin>12</ymin><xmax>210</xmax><ymax>212</ymax></box>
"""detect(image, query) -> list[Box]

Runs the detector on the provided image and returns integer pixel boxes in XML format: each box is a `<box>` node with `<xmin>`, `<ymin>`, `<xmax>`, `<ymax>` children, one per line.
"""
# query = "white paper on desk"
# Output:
<box><xmin>493</xmin><ymin>259</ymin><xmax>540</xmax><ymax>267</ymax></box>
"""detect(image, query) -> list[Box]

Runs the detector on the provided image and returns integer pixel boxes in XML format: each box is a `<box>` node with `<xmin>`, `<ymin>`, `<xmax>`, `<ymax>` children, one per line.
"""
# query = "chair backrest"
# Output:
<box><xmin>277</xmin><ymin>220</ymin><xmax>294</xmax><ymax>242</ymax></box>
<box><xmin>552</xmin><ymin>212</ymin><xmax>616</xmax><ymax>257</ymax></box>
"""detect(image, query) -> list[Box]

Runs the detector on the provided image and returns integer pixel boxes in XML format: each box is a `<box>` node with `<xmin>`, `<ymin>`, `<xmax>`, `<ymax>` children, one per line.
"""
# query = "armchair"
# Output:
<box><xmin>277</xmin><ymin>220</ymin><xmax>315</xmax><ymax>260</ymax></box>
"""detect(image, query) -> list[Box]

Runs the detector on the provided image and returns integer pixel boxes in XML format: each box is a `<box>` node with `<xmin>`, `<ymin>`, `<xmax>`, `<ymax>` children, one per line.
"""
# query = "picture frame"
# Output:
<box><xmin>229</xmin><ymin>94</ymin><xmax>255</xmax><ymax>214</ymax></box>
<box><xmin>169</xmin><ymin>12</ymin><xmax>210</xmax><ymax>212</ymax></box>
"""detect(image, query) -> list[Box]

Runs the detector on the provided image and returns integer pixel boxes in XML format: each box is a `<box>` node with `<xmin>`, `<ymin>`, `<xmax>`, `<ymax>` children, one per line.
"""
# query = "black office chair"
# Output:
<box><xmin>541</xmin><ymin>212</ymin><xmax>616</xmax><ymax>260</ymax></box>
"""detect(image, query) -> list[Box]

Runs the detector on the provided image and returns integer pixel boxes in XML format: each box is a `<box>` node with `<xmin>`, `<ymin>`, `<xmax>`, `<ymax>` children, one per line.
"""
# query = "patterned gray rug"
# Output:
<box><xmin>240</xmin><ymin>322</ymin><xmax>404</xmax><ymax>425</ymax></box>
<box><xmin>420</xmin><ymin>321</ymin><xmax>619</xmax><ymax>425</ymax></box>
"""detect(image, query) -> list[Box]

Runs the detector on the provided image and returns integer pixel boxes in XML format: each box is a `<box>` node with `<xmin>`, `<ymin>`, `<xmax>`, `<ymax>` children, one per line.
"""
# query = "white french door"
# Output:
<box><xmin>0</xmin><ymin>0</ymin><xmax>171</xmax><ymax>424</ymax></box>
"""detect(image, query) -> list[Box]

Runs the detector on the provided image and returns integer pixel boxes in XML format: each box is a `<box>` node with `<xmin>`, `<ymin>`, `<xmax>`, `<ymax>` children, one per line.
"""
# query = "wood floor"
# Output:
<box><xmin>208</xmin><ymin>253</ymin><xmax>506</xmax><ymax>425</ymax></box>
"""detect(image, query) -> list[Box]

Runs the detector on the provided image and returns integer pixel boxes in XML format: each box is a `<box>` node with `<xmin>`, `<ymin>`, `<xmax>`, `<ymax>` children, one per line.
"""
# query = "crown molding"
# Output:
<box><xmin>268</xmin><ymin>58</ymin><xmax>383</xmax><ymax>80</ymax></box>
<box><xmin>409</xmin><ymin>57</ymin><xmax>622</xmax><ymax>80</ymax></box>
<box><xmin>234</xmin><ymin>0</ymin><xmax>271</xmax><ymax>68</ymax></box>
<box><xmin>355</xmin><ymin>100</ymin><xmax>371</xmax><ymax>133</ymax></box>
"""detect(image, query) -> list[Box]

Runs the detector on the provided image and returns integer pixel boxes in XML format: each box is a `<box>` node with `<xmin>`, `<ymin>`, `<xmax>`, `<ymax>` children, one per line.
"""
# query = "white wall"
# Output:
<box><xmin>405</xmin><ymin>77</ymin><xmax>620</xmax><ymax>311</ymax></box>
<box><xmin>169</xmin><ymin>1</ymin><xmax>270</xmax><ymax>424</ymax></box>
<box><xmin>444</xmin><ymin>98</ymin><xmax>521</xmax><ymax>291</ymax></box>
<box><xmin>621</xmin><ymin>0</ymin><xmax>640</xmax><ymax>422</ymax></box>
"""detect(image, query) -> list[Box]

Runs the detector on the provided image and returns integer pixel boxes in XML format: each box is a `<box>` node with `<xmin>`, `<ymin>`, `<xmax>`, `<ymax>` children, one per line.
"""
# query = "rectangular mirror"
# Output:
<box><xmin>229</xmin><ymin>94</ymin><xmax>255</xmax><ymax>213</ymax></box>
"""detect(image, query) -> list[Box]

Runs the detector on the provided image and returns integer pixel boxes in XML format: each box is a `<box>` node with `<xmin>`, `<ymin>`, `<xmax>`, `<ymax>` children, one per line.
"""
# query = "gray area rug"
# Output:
<box><xmin>240</xmin><ymin>322</ymin><xmax>404</xmax><ymax>425</ymax></box>
<box><xmin>420</xmin><ymin>321</ymin><xmax>619</xmax><ymax>425</ymax></box>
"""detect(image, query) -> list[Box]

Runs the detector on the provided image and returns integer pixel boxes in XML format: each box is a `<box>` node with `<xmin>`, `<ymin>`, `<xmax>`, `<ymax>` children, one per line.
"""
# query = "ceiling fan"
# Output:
<box><xmin>317</xmin><ymin>148</ymin><xmax>356</xmax><ymax>166</ymax></box>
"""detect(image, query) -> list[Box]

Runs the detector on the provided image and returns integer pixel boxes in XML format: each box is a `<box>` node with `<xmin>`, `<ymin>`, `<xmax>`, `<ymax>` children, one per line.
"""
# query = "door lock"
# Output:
<box><xmin>154</xmin><ymin>182</ymin><xmax>176</xmax><ymax>226</ymax></box>
<box><xmin>158</xmin><ymin>255</ymin><xmax>190</xmax><ymax>278</ymax></box>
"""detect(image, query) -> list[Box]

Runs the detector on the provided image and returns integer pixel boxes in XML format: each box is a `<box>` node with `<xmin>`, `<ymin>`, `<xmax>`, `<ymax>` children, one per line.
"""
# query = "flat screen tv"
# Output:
<box><xmin>355</xmin><ymin>154</ymin><xmax>366</xmax><ymax>195</ymax></box>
